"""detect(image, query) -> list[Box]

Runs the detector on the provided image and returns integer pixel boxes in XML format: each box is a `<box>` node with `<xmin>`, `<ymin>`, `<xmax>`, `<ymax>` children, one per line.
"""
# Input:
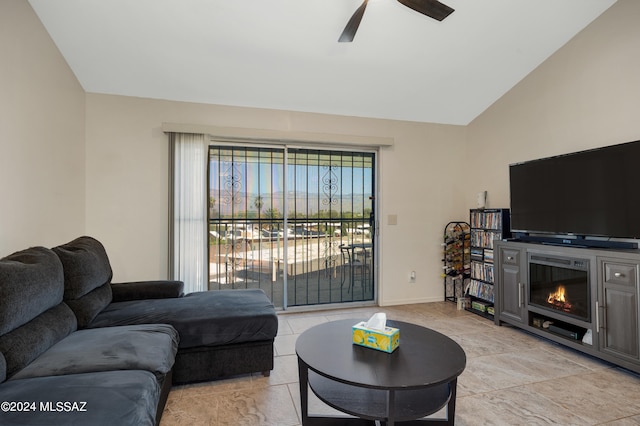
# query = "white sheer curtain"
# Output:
<box><xmin>169</xmin><ymin>133</ymin><xmax>208</xmax><ymax>294</ymax></box>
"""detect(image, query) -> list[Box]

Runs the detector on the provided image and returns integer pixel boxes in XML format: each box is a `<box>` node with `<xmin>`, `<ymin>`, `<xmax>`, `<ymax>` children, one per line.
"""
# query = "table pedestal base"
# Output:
<box><xmin>300</xmin><ymin>363</ymin><xmax>457</xmax><ymax>426</ymax></box>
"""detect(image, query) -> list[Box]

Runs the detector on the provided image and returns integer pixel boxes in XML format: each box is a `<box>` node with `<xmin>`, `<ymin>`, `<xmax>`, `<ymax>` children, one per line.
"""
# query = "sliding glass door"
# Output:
<box><xmin>208</xmin><ymin>145</ymin><xmax>375</xmax><ymax>309</ymax></box>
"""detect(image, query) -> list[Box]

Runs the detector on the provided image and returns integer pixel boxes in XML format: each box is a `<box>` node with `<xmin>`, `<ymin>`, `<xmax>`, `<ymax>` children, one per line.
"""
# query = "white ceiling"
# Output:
<box><xmin>29</xmin><ymin>0</ymin><xmax>616</xmax><ymax>125</ymax></box>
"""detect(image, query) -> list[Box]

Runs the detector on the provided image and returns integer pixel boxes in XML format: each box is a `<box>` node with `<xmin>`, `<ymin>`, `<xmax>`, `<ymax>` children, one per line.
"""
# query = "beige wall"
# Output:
<box><xmin>466</xmin><ymin>0</ymin><xmax>640</xmax><ymax>209</ymax></box>
<box><xmin>84</xmin><ymin>95</ymin><xmax>467</xmax><ymax>305</ymax></box>
<box><xmin>0</xmin><ymin>0</ymin><xmax>85</xmax><ymax>255</ymax></box>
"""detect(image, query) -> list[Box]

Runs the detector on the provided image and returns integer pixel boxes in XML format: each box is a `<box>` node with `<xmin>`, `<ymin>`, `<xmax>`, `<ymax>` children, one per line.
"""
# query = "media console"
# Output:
<box><xmin>494</xmin><ymin>239</ymin><xmax>640</xmax><ymax>374</ymax></box>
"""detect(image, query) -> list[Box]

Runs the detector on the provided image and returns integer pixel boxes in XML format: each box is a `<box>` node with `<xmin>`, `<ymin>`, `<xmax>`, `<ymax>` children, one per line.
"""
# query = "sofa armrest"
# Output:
<box><xmin>110</xmin><ymin>280</ymin><xmax>184</xmax><ymax>302</ymax></box>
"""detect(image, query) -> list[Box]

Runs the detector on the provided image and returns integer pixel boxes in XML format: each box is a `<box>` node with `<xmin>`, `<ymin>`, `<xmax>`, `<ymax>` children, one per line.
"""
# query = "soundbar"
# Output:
<box><xmin>510</xmin><ymin>234</ymin><xmax>638</xmax><ymax>250</ymax></box>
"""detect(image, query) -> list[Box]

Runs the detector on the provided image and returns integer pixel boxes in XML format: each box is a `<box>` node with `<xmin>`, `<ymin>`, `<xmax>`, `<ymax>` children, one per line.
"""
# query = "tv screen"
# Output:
<box><xmin>509</xmin><ymin>140</ymin><xmax>640</xmax><ymax>239</ymax></box>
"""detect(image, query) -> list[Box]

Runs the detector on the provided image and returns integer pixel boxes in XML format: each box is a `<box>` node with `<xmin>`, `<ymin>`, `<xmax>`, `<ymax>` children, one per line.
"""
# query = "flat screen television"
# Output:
<box><xmin>509</xmin><ymin>140</ymin><xmax>640</xmax><ymax>242</ymax></box>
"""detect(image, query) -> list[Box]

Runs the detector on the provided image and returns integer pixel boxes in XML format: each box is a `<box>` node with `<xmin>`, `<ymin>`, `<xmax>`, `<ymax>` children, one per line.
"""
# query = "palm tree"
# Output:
<box><xmin>254</xmin><ymin>195</ymin><xmax>264</xmax><ymax>218</ymax></box>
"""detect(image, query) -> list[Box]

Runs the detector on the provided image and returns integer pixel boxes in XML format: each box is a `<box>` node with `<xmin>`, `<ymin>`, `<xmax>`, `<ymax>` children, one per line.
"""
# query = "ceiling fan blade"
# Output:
<box><xmin>339</xmin><ymin>0</ymin><xmax>369</xmax><ymax>43</ymax></box>
<box><xmin>397</xmin><ymin>0</ymin><xmax>454</xmax><ymax>21</ymax></box>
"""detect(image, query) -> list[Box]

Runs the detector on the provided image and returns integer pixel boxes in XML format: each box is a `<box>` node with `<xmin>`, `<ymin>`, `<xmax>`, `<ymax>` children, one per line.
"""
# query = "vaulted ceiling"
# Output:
<box><xmin>29</xmin><ymin>0</ymin><xmax>616</xmax><ymax>125</ymax></box>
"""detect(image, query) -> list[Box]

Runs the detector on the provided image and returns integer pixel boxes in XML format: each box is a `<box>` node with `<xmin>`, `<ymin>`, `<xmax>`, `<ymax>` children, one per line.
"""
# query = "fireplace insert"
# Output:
<box><xmin>528</xmin><ymin>253</ymin><xmax>591</xmax><ymax>322</ymax></box>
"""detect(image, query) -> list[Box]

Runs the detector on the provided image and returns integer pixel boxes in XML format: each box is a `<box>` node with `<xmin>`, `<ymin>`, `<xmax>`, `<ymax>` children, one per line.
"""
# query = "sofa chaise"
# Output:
<box><xmin>53</xmin><ymin>236</ymin><xmax>278</xmax><ymax>384</ymax></box>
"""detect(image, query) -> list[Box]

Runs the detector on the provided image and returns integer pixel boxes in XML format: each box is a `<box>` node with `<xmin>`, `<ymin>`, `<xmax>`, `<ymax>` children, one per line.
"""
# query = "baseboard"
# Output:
<box><xmin>379</xmin><ymin>296</ymin><xmax>443</xmax><ymax>306</ymax></box>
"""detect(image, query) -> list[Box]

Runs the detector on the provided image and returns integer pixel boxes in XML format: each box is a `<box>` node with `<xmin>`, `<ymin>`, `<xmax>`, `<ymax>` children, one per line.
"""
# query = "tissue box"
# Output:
<box><xmin>352</xmin><ymin>321</ymin><xmax>400</xmax><ymax>353</ymax></box>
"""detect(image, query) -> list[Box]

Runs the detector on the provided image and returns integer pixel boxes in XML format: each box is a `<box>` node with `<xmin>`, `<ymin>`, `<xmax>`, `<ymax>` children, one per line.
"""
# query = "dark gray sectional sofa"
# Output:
<box><xmin>0</xmin><ymin>236</ymin><xmax>278</xmax><ymax>425</ymax></box>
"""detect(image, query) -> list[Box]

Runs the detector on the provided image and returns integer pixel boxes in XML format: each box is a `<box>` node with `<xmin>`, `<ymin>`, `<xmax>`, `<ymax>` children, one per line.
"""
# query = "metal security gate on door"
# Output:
<box><xmin>208</xmin><ymin>145</ymin><xmax>376</xmax><ymax>309</ymax></box>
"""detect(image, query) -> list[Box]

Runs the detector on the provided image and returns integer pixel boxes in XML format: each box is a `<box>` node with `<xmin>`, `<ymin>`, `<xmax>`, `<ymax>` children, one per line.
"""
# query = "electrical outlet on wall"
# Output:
<box><xmin>409</xmin><ymin>270</ymin><xmax>416</xmax><ymax>283</ymax></box>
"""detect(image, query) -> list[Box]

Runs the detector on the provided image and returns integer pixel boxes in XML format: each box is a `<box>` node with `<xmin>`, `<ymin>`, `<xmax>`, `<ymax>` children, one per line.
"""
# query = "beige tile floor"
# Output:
<box><xmin>160</xmin><ymin>302</ymin><xmax>640</xmax><ymax>425</ymax></box>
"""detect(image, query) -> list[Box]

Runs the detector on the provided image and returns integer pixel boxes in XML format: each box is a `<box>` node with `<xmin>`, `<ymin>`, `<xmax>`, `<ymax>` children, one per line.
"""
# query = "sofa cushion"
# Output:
<box><xmin>0</xmin><ymin>304</ymin><xmax>77</xmax><ymax>379</ymax></box>
<box><xmin>90</xmin><ymin>289</ymin><xmax>278</xmax><ymax>348</ymax></box>
<box><xmin>64</xmin><ymin>282</ymin><xmax>112</xmax><ymax>328</ymax></box>
<box><xmin>12</xmin><ymin>324</ymin><xmax>179</xmax><ymax>381</ymax></box>
<box><xmin>0</xmin><ymin>370</ymin><xmax>160</xmax><ymax>426</ymax></box>
<box><xmin>53</xmin><ymin>236</ymin><xmax>114</xmax><ymax>328</ymax></box>
<box><xmin>0</xmin><ymin>246</ymin><xmax>65</xmax><ymax>335</ymax></box>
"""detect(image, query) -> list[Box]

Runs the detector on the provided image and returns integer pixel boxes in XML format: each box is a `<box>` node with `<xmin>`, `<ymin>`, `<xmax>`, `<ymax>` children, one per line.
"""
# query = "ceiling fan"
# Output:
<box><xmin>339</xmin><ymin>0</ymin><xmax>454</xmax><ymax>42</ymax></box>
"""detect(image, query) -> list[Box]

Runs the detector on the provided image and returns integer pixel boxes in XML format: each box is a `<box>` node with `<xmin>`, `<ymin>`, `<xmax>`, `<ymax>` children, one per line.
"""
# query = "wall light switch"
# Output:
<box><xmin>388</xmin><ymin>214</ymin><xmax>398</xmax><ymax>226</ymax></box>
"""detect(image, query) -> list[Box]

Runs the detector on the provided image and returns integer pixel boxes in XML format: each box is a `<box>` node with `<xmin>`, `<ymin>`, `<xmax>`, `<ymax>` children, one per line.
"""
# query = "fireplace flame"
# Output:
<box><xmin>548</xmin><ymin>285</ymin><xmax>567</xmax><ymax>304</ymax></box>
<box><xmin>547</xmin><ymin>285</ymin><xmax>572</xmax><ymax>312</ymax></box>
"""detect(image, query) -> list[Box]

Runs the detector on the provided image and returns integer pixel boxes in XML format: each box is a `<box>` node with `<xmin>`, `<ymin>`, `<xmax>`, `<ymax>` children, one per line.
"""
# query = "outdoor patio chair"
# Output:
<box><xmin>339</xmin><ymin>244</ymin><xmax>370</xmax><ymax>294</ymax></box>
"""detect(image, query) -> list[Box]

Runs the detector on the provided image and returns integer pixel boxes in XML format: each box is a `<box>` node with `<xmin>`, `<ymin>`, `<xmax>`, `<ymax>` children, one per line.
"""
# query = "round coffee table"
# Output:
<box><xmin>296</xmin><ymin>319</ymin><xmax>466</xmax><ymax>425</ymax></box>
